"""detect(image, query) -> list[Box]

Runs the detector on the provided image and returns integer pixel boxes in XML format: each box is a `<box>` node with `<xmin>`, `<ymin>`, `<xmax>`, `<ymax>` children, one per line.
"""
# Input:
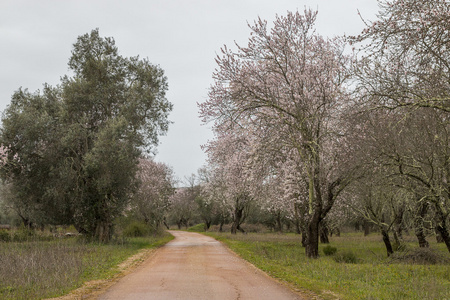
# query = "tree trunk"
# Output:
<box><xmin>231</xmin><ymin>223</ymin><xmax>237</xmax><ymax>234</ymax></box>
<box><xmin>393</xmin><ymin>205</ymin><xmax>405</xmax><ymax>245</ymax></box>
<box><xmin>276</xmin><ymin>212</ymin><xmax>283</xmax><ymax>233</ymax></box>
<box><xmin>414</xmin><ymin>200</ymin><xmax>429</xmax><ymax>248</ymax></box>
<box><xmin>204</xmin><ymin>220</ymin><xmax>211</xmax><ymax>231</ymax></box>
<box><xmin>231</xmin><ymin>206</ymin><xmax>244</xmax><ymax>235</ymax></box>
<box><xmin>163</xmin><ymin>217</ymin><xmax>169</xmax><ymax>230</ymax></box>
<box><xmin>301</xmin><ymin>230</ymin><xmax>307</xmax><ymax>247</ymax></box>
<box><xmin>434</xmin><ymin>210</ymin><xmax>450</xmax><ymax>253</ymax></box>
<box><xmin>295</xmin><ymin>219</ymin><xmax>301</xmax><ymax>235</ymax></box>
<box><xmin>334</xmin><ymin>227</ymin><xmax>341</xmax><ymax>237</ymax></box>
<box><xmin>95</xmin><ymin>221</ymin><xmax>112</xmax><ymax>243</ymax></box>
<box><xmin>236</xmin><ymin>224</ymin><xmax>246</xmax><ymax>234</ymax></box>
<box><xmin>363</xmin><ymin>220</ymin><xmax>371</xmax><ymax>236</ymax></box>
<box><xmin>17</xmin><ymin>212</ymin><xmax>33</xmax><ymax>229</ymax></box>
<box><xmin>435</xmin><ymin>227</ymin><xmax>444</xmax><ymax>243</ymax></box>
<box><xmin>319</xmin><ymin>221</ymin><xmax>329</xmax><ymax>244</ymax></box>
<box><xmin>293</xmin><ymin>203</ymin><xmax>302</xmax><ymax>235</ymax></box>
<box><xmin>73</xmin><ymin>223</ymin><xmax>89</xmax><ymax>235</ymax></box>
<box><xmin>184</xmin><ymin>219</ymin><xmax>190</xmax><ymax>229</ymax></box>
<box><xmin>219</xmin><ymin>219</ymin><xmax>224</xmax><ymax>232</ymax></box>
<box><xmin>305</xmin><ymin>212</ymin><xmax>320</xmax><ymax>258</ymax></box>
<box><xmin>381</xmin><ymin>228</ymin><xmax>394</xmax><ymax>257</ymax></box>
<box><xmin>285</xmin><ymin>221</ymin><xmax>291</xmax><ymax>231</ymax></box>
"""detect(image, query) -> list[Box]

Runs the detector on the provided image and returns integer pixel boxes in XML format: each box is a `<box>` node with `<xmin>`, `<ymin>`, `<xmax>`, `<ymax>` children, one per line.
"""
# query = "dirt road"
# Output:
<box><xmin>99</xmin><ymin>231</ymin><xmax>305</xmax><ymax>300</ymax></box>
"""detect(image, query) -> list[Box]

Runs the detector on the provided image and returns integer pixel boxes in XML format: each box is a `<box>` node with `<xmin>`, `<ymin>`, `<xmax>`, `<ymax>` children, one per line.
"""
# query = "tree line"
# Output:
<box><xmin>0</xmin><ymin>0</ymin><xmax>449</xmax><ymax>261</ymax></box>
<box><xmin>197</xmin><ymin>0</ymin><xmax>449</xmax><ymax>258</ymax></box>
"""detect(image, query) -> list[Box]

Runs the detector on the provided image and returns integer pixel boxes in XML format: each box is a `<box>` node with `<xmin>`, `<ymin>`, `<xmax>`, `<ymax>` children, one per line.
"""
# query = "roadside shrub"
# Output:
<box><xmin>0</xmin><ymin>230</ymin><xmax>10</xmax><ymax>242</ymax></box>
<box><xmin>334</xmin><ymin>251</ymin><xmax>358</xmax><ymax>264</ymax></box>
<box><xmin>323</xmin><ymin>245</ymin><xmax>337</xmax><ymax>256</ymax></box>
<box><xmin>123</xmin><ymin>221</ymin><xmax>149</xmax><ymax>237</ymax></box>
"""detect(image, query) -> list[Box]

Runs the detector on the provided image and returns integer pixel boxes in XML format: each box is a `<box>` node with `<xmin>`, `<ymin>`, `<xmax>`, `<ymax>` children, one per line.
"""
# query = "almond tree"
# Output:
<box><xmin>350</xmin><ymin>0</ymin><xmax>450</xmax><ymax>112</ymax></box>
<box><xmin>196</xmin><ymin>165</ymin><xmax>230</xmax><ymax>232</ymax></box>
<box><xmin>200</xmin><ymin>10</ymin><xmax>354</xmax><ymax>257</ymax></box>
<box><xmin>168</xmin><ymin>187</ymin><xmax>198</xmax><ymax>229</ymax></box>
<box><xmin>203</xmin><ymin>132</ymin><xmax>255</xmax><ymax>234</ymax></box>
<box><xmin>350</xmin><ymin>0</ymin><xmax>450</xmax><ymax>252</ymax></box>
<box><xmin>131</xmin><ymin>158</ymin><xmax>175</xmax><ymax>230</ymax></box>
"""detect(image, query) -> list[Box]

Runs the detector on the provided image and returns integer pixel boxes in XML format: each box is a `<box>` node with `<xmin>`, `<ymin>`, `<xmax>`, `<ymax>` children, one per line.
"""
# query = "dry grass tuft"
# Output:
<box><xmin>0</xmin><ymin>241</ymin><xmax>84</xmax><ymax>299</ymax></box>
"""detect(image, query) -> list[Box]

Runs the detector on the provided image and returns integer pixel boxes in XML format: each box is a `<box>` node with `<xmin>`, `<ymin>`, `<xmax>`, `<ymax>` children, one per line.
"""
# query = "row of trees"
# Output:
<box><xmin>0</xmin><ymin>29</ymin><xmax>173</xmax><ymax>242</ymax></box>
<box><xmin>198</xmin><ymin>0</ymin><xmax>449</xmax><ymax>258</ymax></box>
<box><xmin>0</xmin><ymin>2</ymin><xmax>448</xmax><ymax>261</ymax></box>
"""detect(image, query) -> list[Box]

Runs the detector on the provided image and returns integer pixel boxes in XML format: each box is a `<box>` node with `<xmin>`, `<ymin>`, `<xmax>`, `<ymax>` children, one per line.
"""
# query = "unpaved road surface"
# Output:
<box><xmin>99</xmin><ymin>231</ymin><xmax>305</xmax><ymax>300</ymax></box>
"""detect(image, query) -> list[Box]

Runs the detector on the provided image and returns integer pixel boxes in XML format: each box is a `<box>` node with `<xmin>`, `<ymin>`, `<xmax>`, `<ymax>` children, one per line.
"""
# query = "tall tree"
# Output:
<box><xmin>0</xmin><ymin>29</ymin><xmax>172</xmax><ymax>242</ymax></box>
<box><xmin>200</xmin><ymin>10</ymin><xmax>353</xmax><ymax>257</ymax></box>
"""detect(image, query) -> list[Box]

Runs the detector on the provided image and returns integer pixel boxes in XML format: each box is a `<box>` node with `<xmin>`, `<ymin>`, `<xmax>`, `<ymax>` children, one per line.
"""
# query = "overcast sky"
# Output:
<box><xmin>0</xmin><ymin>0</ymin><xmax>380</xmax><ymax>181</ymax></box>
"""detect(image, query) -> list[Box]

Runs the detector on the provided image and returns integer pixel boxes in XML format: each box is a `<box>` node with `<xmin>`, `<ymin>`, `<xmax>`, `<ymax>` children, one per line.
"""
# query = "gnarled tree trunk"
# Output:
<box><xmin>381</xmin><ymin>228</ymin><xmax>394</xmax><ymax>257</ymax></box>
<box><xmin>319</xmin><ymin>220</ymin><xmax>330</xmax><ymax>244</ymax></box>
<box><xmin>434</xmin><ymin>207</ymin><xmax>450</xmax><ymax>253</ymax></box>
<box><xmin>414</xmin><ymin>200</ymin><xmax>429</xmax><ymax>248</ymax></box>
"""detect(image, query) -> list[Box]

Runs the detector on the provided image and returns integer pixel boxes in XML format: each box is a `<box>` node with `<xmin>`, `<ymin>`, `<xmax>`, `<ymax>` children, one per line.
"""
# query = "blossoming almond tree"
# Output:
<box><xmin>350</xmin><ymin>0</ymin><xmax>450</xmax><ymax>112</ymax></box>
<box><xmin>203</xmin><ymin>132</ymin><xmax>256</xmax><ymax>234</ymax></box>
<box><xmin>200</xmin><ymin>10</ymin><xmax>354</xmax><ymax>258</ymax></box>
<box><xmin>131</xmin><ymin>158</ymin><xmax>175</xmax><ymax>230</ymax></box>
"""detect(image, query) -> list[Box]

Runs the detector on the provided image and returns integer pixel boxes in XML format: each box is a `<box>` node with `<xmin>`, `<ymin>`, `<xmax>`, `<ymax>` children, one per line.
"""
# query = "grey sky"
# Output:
<box><xmin>0</xmin><ymin>0</ymin><xmax>379</xmax><ymax>181</ymax></box>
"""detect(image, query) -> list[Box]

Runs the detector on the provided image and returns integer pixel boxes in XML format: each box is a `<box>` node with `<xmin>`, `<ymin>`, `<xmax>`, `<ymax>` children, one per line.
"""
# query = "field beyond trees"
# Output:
<box><xmin>205</xmin><ymin>231</ymin><xmax>450</xmax><ymax>300</ymax></box>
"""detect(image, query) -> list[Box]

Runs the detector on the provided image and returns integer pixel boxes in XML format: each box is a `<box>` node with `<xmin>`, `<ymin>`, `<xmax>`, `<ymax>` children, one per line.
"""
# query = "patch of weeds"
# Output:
<box><xmin>333</xmin><ymin>250</ymin><xmax>358</xmax><ymax>264</ymax></box>
<box><xmin>390</xmin><ymin>247</ymin><xmax>449</xmax><ymax>265</ymax></box>
<box><xmin>123</xmin><ymin>221</ymin><xmax>149</xmax><ymax>237</ymax></box>
<box><xmin>322</xmin><ymin>245</ymin><xmax>337</xmax><ymax>256</ymax></box>
<box><xmin>0</xmin><ymin>230</ymin><xmax>10</xmax><ymax>242</ymax></box>
<box><xmin>12</xmin><ymin>227</ymin><xmax>36</xmax><ymax>242</ymax></box>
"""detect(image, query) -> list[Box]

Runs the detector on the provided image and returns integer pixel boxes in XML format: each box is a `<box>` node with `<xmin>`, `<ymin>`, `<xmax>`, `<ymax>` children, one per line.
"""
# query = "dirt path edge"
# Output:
<box><xmin>46</xmin><ymin>247</ymin><xmax>162</xmax><ymax>300</ymax></box>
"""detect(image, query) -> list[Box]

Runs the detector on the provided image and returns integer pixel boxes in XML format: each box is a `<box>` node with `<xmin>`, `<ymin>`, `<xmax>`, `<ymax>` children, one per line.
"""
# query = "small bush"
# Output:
<box><xmin>123</xmin><ymin>221</ymin><xmax>149</xmax><ymax>237</ymax></box>
<box><xmin>334</xmin><ymin>250</ymin><xmax>358</xmax><ymax>264</ymax></box>
<box><xmin>323</xmin><ymin>245</ymin><xmax>337</xmax><ymax>256</ymax></box>
<box><xmin>390</xmin><ymin>247</ymin><xmax>449</xmax><ymax>265</ymax></box>
<box><xmin>12</xmin><ymin>227</ymin><xmax>36</xmax><ymax>242</ymax></box>
<box><xmin>0</xmin><ymin>230</ymin><xmax>10</xmax><ymax>242</ymax></box>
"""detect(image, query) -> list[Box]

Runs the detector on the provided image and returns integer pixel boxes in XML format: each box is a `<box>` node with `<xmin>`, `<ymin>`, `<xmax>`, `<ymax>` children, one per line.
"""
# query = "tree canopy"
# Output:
<box><xmin>0</xmin><ymin>29</ymin><xmax>172</xmax><ymax>242</ymax></box>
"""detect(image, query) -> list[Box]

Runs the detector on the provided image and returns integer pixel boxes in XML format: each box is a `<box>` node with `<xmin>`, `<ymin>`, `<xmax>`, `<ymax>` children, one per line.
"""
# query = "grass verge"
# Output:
<box><xmin>0</xmin><ymin>232</ymin><xmax>174</xmax><ymax>300</ymax></box>
<box><xmin>206</xmin><ymin>232</ymin><xmax>450</xmax><ymax>300</ymax></box>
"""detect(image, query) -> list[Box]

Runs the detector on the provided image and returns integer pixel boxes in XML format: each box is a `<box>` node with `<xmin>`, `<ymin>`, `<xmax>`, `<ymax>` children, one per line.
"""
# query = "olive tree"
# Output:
<box><xmin>0</xmin><ymin>29</ymin><xmax>172</xmax><ymax>242</ymax></box>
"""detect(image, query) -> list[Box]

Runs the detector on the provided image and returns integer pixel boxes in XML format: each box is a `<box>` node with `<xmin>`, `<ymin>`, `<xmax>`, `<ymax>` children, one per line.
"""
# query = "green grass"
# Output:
<box><xmin>186</xmin><ymin>223</ymin><xmax>206</xmax><ymax>232</ymax></box>
<box><xmin>206</xmin><ymin>232</ymin><xmax>450</xmax><ymax>300</ymax></box>
<box><xmin>0</xmin><ymin>233</ymin><xmax>174</xmax><ymax>300</ymax></box>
